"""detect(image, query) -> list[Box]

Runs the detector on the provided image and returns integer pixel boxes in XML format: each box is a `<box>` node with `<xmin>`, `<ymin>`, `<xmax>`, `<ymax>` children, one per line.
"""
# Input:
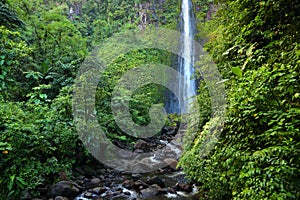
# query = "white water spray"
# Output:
<box><xmin>179</xmin><ymin>0</ymin><xmax>196</xmax><ymax>113</ymax></box>
<box><xmin>166</xmin><ymin>0</ymin><xmax>196</xmax><ymax>113</ymax></box>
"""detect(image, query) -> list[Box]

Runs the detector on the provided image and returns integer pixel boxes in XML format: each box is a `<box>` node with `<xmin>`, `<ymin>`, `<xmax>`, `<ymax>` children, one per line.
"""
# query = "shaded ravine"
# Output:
<box><xmin>72</xmin><ymin>127</ymin><xmax>198</xmax><ymax>200</ymax></box>
<box><xmin>74</xmin><ymin>167</ymin><xmax>198</xmax><ymax>200</ymax></box>
<box><xmin>67</xmin><ymin>0</ymin><xmax>198</xmax><ymax>199</ymax></box>
<box><xmin>74</xmin><ymin>0</ymin><xmax>198</xmax><ymax>199</ymax></box>
<box><xmin>45</xmin><ymin>121</ymin><xmax>198</xmax><ymax>200</ymax></box>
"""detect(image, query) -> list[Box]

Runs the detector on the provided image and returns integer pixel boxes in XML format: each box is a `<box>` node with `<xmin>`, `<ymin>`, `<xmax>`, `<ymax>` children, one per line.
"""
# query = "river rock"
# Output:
<box><xmin>163</xmin><ymin>158</ymin><xmax>178</xmax><ymax>170</ymax></box>
<box><xmin>47</xmin><ymin>181</ymin><xmax>82</xmax><ymax>198</ymax></box>
<box><xmin>112</xmin><ymin>190</ymin><xmax>122</xmax><ymax>196</ymax></box>
<box><xmin>92</xmin><ymin>197</ymin><xmax>104</xmax><ymax>200</ymax></box>
<box><xmin>162</xmin><ymin>126</ymin><xmax>177</xmax><ymax>135</ymax></box>
<box><xmin>140</xmin><ymin>184</ymin><xmax>161</xmax><ymax>197</ymax></box>
<box><xmin>175</xmin><ymin>181</ymin><xmax>193</xmax><ymax>192</ymax></box>
<box><xmin>118</xmin><ymin>149</ymin><xmax>133</xmax><ymax>158</ymax></box>
<box><xmin>132</xmin><ymin>180</ymin><xmax>149</xmax><ymax>191</ymax></box>
<box><xmin>54</xmin><ymin>196</ymin><xmax>69</xmax><ymax>200</ymax></box>
<box><xmin>74</xmin><ymin>165</ymin><xmax>96</xmax><ymax>177</ymax></box>
<box><xmin>132</xmin><ymin>173</ymin><xmax>141</xmax><ymax>181</ymax></box>
<box><xmin>90</xmin><ymin>177</ymin><xmax>101</xmax><ymax>184</ymax></box>
<box><xmin>145</xmin><ymin>177</ymin><xmax>165</xmax><ymax>188</ymax></box>
<box><xmin>122</xmin><ymin>180</ymin><xmax>134</xmax><ymax>189</ymax></box>
<box><xmin>134</xmin><ymin>149</ymin><xmax>144</xmax><ymax>153</ymax></box>
<box><xmin>92</xmin><ymin>187</ymin><xmax>106</xmax><ymax>194</ymax></box>
<box><xmin>130</xmin><ymin>159</ymin><xmax>154</xmax><ymax>172</ymax></box>
<box><xmin>134</xmin><ymin>139</ymin><xmax>150</xmax><ymax>152</ymax></box>
<box><xmin>83</xmin><ymin>191</ymin><xmax>94</xmax><ymax>198</ymax></box>
<box><xmin>163</xmin><ymin>149</ymin><xmax>178</xmax><ymax>158</ymax></box>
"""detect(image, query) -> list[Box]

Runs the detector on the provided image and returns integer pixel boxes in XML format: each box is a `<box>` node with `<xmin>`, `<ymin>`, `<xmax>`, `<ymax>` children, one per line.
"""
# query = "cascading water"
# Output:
<box><xmin>75</xmin><ymin>2</ymin><xmax>198</xmax><ymax>199</ymax></box>
<box><xmin>166</xmin><ymin>0</ymin><xmax>196</xmax><ymax>113</ymax></box>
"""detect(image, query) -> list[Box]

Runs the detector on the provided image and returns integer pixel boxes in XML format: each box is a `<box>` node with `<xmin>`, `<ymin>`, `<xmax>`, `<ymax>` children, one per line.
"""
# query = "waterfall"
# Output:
<box><xmin>180</xmin><ymin>0</ymin><xmax>196</xmax><ymax>113</ymax></box>
<box><xmin>166</xmin><ymin>0</ymin><xmax>196</xmax><ymax>113</ymax></box>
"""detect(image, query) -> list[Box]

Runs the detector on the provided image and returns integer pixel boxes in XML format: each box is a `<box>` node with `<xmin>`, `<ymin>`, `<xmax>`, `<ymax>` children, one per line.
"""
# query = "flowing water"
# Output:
<box><xmin>74</xmin><ymin>139</ymin><xmax>198</xmax><ymax>200</ymax></box>
<box><xmin>166</xmin><ymin>0</ymin><xmax>196</xmax><ymax>114</ymax></box>
<box><xmin>75</xmin><ymin>1</ymin><xmax>198</xmax><ymax>199</ymax></box>
<box><xmin>75</xmin><ymin>170</ymin><xmax>198</xmax><ymax>200</ymax></box>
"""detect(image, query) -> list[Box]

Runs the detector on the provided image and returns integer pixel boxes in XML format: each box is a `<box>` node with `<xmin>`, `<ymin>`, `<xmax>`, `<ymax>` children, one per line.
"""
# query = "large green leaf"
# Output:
<box><xmin>231</xmin><ymin>67</ymin><xmax>243</xmax><ymax>78</ymax></box>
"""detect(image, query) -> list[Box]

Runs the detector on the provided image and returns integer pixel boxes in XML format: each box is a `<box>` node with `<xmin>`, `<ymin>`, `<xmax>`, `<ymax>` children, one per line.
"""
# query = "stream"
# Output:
<box><xmin>74</xmin><ymin>170</ymin><xmax>198</xmax><ymax>200</ymax></box>
<box><xmin>71</xmin><ymin>137</ymin><xmax>198</xmax><ymax>200</ymax></box>
<box><xmin>44</xmin><ymin>122</ymin><xmax>198</xmax><ymax>200</ymax></box>
<box><xmin>73</xmin><ymin>0</ymin><xmax>197</xmax><ymax>199</ymax></box>
<box><xmin>61</xmin><ymin>0</ymin><xmax>198</xmax><ymax>199</ymax></box>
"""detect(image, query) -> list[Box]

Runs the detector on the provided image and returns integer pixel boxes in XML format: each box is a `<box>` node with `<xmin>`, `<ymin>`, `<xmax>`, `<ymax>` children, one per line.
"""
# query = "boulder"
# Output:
<box><xmin>132</xmin><ymin>173</ymin><xmax>141</xmax><ymax>181</ymax></box>
<box><xmin>92</xmin><ymin>187</ymin><xmax>107</xmax><ymax>194</ymax></box>
<box><xmin>162</xmin><ymin>126</ymin><xmax>177</xmax><ymax>135</ymax></box>
<box><xmin>145</xmin><ymin>177</ymin><xmax>165</xmax><ymax>188</ymax></box>
<box><xmin>118</xmin><ymin>149</ymin><xmax>133</xmax><ymax>158</ymax></box>
<box><xmin>122</xmin><ymin>180</ymin><xmax>134</xmax><ymax>189</ymax></box>
<box><xmin>74</xmin><ymin>165</ymin><xmax>96</xmax><ymax>177</ymax></box>
<box><xmin>83</xmin><ymin>191</ymin><xmax>94</xmax><ymax>198</ymax></box>
<box><xmin>47</xmin><ymin>181</ymin><xmax>82</xmax><ymax>198</ymax></box>
<box><xmin>134</xmin><ymin>139</ymin><xmax>150</xmax><ymax>152</ymax></box>
<box><xmin>140</xmin><ymin>184</ymin><xmax>161</xmax><ymax>197</ymax></box>
<box><xmin>163</xmin><ymin>158</ymin><xmax>178</xmax><ymax>170</ymax></box>
<box><xmin>131</xmin><ymin>180</ymin><xmax>149</xmax><ymax>191</ymax></box>
<box><xmin>90</xmin><ymin>177</ymin><xmax>101</xmax><ymax>184</ymax></box>
<box><xmin>130</xmin><ymin>159</ymin><xmax>155</xmax><ymax>173</ymax></box>
<box><xmin>175</xmin><ymin>181</ymin><xmax>193</xmax><ymax>192</ymax></box>
<box><xmin>54</xmin><ymin>196</ymin><xmax>69</xmax><ymax>200</ymax></box>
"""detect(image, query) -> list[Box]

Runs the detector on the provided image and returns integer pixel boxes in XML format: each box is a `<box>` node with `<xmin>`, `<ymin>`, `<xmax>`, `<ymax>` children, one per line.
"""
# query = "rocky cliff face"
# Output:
<box><xmin>66</xmin><ymin>0</ymin><xmax>179</xmax><ymax>30</ymax></box>
<box><xmin>67</xmin><ymin>1</ymin><xmax>81</xmax><ymax>18</ymax></box>
<box><xmin>134</xmin><ymin>0</ymin><xmax>166</xmax><ymax>29</ymax></box>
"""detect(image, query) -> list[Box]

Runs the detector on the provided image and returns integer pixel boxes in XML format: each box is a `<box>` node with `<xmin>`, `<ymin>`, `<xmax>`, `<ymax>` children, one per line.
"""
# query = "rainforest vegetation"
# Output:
<box><xmin>0</xmin><ymin>0</ymin><xmax>299</xmax><ymax>199</ymax></box>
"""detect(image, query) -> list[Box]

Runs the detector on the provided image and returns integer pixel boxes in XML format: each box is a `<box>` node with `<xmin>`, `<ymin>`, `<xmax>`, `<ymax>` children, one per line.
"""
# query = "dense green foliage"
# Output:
<box><xmin>0</xmin><ymin>86</ymin><xmax>78</xmax><ymax>198</ymax></box>
<box><xmin>0</xmin><ymin>0</ymin><xmax>181</xmax><ymax>198</ymax></box>
<box><xmin>179</xmin><ymin>0</ymin><xmax>300</xmax><ymax>199</ymax></box>
<box><xmin>0</xmin><ymin>1</ymin><xmax>24</xmax><ymax>29</ymax></box>
<box><xmin>2</xmin><ymin>0</ymin><xmax>299</xmax><ymax>199</ymax></box>
<box><xmin>96</xmin><ymin>48</ymin><xmax>171</xmax><ymax>143</ymax></box>
<box><xmin>0</xmin><ymin>2</ymin><xmax>86</xmax><ymax>197</ymax></box>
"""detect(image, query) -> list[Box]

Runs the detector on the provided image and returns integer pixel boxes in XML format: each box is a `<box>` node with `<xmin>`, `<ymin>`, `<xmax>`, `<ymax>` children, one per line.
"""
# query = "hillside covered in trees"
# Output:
<box><xmin>179</xmin><ymin>0</ymin><xmax>300</xmax><ymax>199</ymax></box>
<box><xmin>0</xmin><ymin>0</ymin><xmax>299</xmax><ymax>199</ymax></box>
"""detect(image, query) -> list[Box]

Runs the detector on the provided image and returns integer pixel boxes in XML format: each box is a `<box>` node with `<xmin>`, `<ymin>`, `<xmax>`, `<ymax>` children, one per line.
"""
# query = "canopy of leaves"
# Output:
<box><xmin>0</xmin><ymin>0</ymin><xmax>181</xmax><ymax>198</ymax></box>
<box><xmin>179</xmin><ymin>0</ymin><xmax>300</xmax><ymax>199</ymax></box>
<box><xmin>0</xmin><ymin>1</ymin><xmax>24</xmax><ymax>29</ymax></box>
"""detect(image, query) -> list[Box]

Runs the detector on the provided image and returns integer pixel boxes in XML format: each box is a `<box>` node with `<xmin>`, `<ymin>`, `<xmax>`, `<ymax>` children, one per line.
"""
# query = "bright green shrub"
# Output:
<box><xmin>0</xmin><ymin>86</ymin><xmax>80</xmax><ymax>199</ymax></box>
<box><xmin>96</xmin><ymin>49</ymin><xmax>171</xmax><ymax>143</ymax></box>
<box><xmin>180</xmin><ymin>0</ymin><xmax>300</xmax><ymax>199</ymax></box>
